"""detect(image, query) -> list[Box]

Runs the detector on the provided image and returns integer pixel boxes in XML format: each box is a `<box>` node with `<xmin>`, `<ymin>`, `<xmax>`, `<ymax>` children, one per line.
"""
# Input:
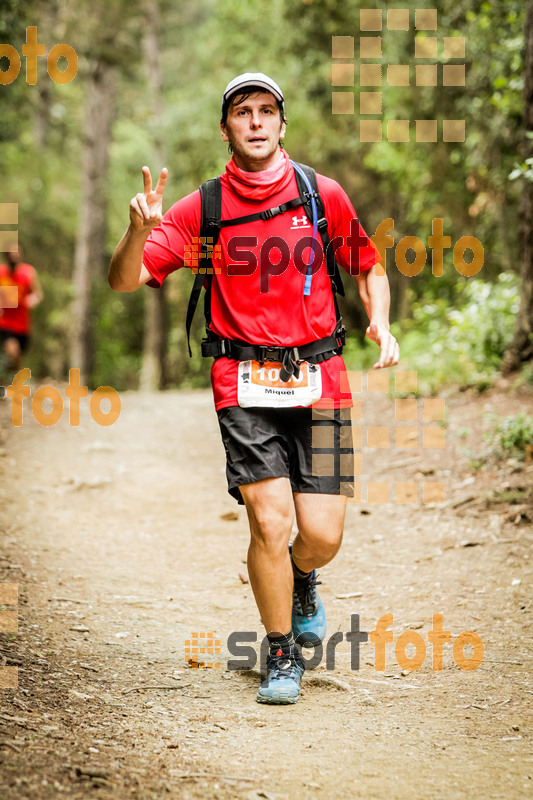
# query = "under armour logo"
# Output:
<box><xmin>291</xmin><ymin>215</ymin><xmax>311</xmax><ymax>229</ymax></box>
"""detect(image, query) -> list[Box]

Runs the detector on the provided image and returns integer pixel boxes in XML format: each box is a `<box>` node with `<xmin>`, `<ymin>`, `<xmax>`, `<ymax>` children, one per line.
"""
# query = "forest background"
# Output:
<box><xmin>0</xmin><ymin>0</ymin><xmax>531</xmax><ymax>396</ymax></box>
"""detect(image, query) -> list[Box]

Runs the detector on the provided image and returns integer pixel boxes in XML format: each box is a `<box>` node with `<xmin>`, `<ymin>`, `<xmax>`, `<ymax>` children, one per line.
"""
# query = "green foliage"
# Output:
<box><xmin>509</xmin><ymin>157</ymin><xmax>533</xmax><ymax>183</ymax></box>
<box><xmin>509</xmin><ymin>134</ymin><xmax>533</xmax><ymax>182</ymax></box>
<box><xmin>397</xmin><ymin>272</ymin><xmax>520</xmax><ymax>392</ymax></box>
<box><xmin>92</xmin><ymin>282</ymin><xmax>145</xmax><ymax>390</ymax></box>
<box><xmin>26</xmin><ymin>273</ymin><xmax>74</xmax><ymax>379</ymax></box>
<box><xmin>343</xmin><ymin>271</ymin><xmax>520</xmax><ymax>394</ymax></box>
<box><xmin>486</xmin><ymin>413</ymin><xmax>533</xmax><ymax>460</ymax></box>
<box><xmin>518</xmin><ymin>361</ymin><xmax>533</xmax><ymax>387</ymax></box>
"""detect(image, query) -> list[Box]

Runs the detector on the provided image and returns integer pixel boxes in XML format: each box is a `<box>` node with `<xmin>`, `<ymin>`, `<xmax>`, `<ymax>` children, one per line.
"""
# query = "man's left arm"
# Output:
<box><xmin>354</xmin><ymin>266</ymin><xmax>399</xmax><ymax>370</ymax></box>
<box><xmin>317</xmin><ymin>176</ymin><xmax>399</xmax><ymax>368</ymax></box>
<box><xmin>25</xmin><ymin>268</ymin><xmax>44</xmax><ymax>309</ymax></box>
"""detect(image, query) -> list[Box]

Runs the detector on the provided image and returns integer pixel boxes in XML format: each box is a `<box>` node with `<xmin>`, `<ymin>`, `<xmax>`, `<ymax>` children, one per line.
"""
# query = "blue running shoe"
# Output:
<box><xmin>292</xmin><ymin>572</ymin><xmax>327</xmax><ymax>646</ymax></box>
<box><xmin>289</xmin><ymin>544</ymin><xmax>327</xmax><ymax>646</ymax></box>
<box><xmin>256</xmin><ymin>649</ymin><xmax>305</xmax><ymax>705</ymax></box>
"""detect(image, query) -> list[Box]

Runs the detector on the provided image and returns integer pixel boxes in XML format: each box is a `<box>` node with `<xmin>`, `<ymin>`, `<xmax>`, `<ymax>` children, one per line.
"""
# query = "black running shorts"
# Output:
<box><xmin>217</xmin><ymin>405</ymin><xmax>355</xmax><ymax>504</ymax></box>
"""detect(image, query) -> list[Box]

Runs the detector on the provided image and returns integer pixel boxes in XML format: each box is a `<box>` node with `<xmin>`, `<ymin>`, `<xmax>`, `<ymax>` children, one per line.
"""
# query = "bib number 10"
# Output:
<box><xmin>257</xmin><ymin>366</ymin><xmax>303</xmax><ymax>384</ymax></box>
<box><xmin>237</xmin><ymin>359</ymin><xmax>322</xmax><ymax>407</ymax></box>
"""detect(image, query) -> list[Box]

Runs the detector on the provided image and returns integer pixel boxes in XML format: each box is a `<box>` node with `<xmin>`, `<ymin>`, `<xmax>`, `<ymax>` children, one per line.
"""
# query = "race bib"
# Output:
<box><xmin>238</xmin><ymin>360</ymin><xmax>322</xmax><ymax>408</ymax></box>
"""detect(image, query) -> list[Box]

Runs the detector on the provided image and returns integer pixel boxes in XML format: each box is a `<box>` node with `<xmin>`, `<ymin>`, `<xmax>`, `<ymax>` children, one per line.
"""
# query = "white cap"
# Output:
<box><xmin>222</xmin><ymin>72</ymin><xmax>284</xmax><ymax>116</ymax></box>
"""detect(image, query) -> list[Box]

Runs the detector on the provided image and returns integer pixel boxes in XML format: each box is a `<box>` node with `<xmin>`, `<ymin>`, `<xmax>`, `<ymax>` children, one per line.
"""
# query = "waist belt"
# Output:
<box><xmin>201</xmin><ymin>328</ymin><xmax>346</xmax><ymax>382</ymax></box>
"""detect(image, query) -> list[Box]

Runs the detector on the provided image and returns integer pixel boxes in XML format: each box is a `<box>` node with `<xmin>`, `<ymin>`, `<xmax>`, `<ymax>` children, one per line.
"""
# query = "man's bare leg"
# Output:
<box><xmin>241</xmin><ymin>477</ymin><xmax>307</xmax><ymax>704</ymax></box>
<box><xmin>284</xmin><ymin>492</ymin><xmax>347</xmax><ymax>647</ymax></box>
<box><xmin>292</xmin><ymin>492</ymin><xmax>347</xmax><ymax>574</ymax></box>
<box><xmin>240</xmin><ymin>477</ymin><xmax>295</xmax><ymax>634</ymax></box>
<box><xmin>3</xmin><ymin>337</ymin><xmax>21</xmax><ymax>372</ymax></box>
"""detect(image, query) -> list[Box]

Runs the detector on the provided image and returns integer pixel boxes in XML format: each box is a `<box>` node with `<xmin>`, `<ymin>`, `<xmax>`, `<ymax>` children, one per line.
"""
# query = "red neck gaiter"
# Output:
<box><xmin>224</xmin><ymin>148</ymin><xmax>294</xmax><ymax>201</ymax></box>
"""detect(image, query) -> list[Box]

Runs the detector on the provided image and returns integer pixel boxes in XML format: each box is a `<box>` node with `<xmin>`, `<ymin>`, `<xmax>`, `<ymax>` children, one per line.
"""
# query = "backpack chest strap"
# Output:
<box><xmin>218</xmin><ymin>196</ymin><xmax>305</xmax><ymax>228</ymax></box>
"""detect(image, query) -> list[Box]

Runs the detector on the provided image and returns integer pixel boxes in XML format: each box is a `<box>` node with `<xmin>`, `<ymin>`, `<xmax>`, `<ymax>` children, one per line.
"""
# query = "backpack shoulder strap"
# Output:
<box><xmin>200</xmin><ymin>176</ymin><xmax>222</xmax><ymax>241</ymax></box>
<box><xmin>291</xmin><ymin>161</ymin><xmax>345</xmax><ymax>300</ymax></box>
<box><xmin>291</xmin><ymin>161</ymin><xmax>321</xmax><ymax>217</ymax></box>
<box><xmin>185</xmin><ymin>177</ymin><xmax>221</xmax><ymax>356</ymax></box>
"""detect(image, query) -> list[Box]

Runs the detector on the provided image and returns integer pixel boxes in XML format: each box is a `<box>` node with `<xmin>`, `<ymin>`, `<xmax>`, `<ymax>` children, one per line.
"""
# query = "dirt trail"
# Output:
<box><xmin>0</xmin><ymin>381</ymin><xmax>532</xmax><ymax>800</ymax></box>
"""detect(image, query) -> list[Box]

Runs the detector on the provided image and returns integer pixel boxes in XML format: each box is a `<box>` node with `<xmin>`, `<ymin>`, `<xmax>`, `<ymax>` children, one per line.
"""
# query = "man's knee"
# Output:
<box><xmin>241</xmin><ymin>479</ymin><xmax>293</xmax><ymax>551</ymax></box>
<box><xmin>248</xmin><ymin>503</ymin><xmax>292</xmax><ymax>547</ymax></box>
<box><xmin>297</xmin><ymin>526</ymin><xmax>343</xmax><ymax>560</ymax></box>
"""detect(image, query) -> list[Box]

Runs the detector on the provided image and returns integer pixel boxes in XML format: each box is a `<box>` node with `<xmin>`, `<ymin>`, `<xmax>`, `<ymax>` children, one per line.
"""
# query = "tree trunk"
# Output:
<box><xmin>502</xmin><ymin>0</ymin><xmax>533</xmax><ymax>373</ymax></box>
<box><xmin>71</xmin><ymin>60</ymin><xmax>116</xmax><ymax>383</ymax></box>
<box><xmin>139</xmin><ymin>0</ymin><xmax>167</xmax><ymax>391</ymax></box>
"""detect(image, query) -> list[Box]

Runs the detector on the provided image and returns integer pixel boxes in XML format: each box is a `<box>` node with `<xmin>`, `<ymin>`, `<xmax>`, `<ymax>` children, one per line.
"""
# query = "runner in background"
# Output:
<box><xmin>0</xmin><ymin>244</ymin><xmax>43</xmax><ymax>375</ymax></box>
<box><xmin>109</xmin><ymin>73</ymin><xmax>399</xmax><ymax>705</ymax></box>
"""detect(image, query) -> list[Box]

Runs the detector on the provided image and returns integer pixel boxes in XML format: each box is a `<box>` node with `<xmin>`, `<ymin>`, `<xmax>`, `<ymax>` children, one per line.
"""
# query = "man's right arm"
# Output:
<box><xmin>108</xmin><ymin>227</ymin><xmax>154</xmax><ymax>292</ymax></box>
<box><xmin>108</xmin><ymin>166</ymin><xmax>168</xmax><ymax>292</ymax></box>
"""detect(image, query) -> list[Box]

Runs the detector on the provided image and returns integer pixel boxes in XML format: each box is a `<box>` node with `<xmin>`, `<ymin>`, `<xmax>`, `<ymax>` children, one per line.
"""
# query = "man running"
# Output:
<box><xmin>0</xmin><ymin>244</ymin><xmax>43</xmax><ymax>374</ymax></box>
<box><xmin>109</xmin><ymin>72</ymin><xmax>399</xmax><ymax>704</ymax></box>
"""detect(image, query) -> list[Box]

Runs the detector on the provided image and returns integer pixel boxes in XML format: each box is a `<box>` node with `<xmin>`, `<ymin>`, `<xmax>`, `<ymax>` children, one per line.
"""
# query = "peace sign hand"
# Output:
<box><xmin>129</xmin><ymin>166</ymin><xmax>168</xmax><ymax>232</ymax></box>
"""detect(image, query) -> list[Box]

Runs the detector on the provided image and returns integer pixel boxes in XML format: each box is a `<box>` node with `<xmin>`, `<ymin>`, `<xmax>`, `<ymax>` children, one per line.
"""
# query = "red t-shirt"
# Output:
<box><xmin>143</xmin><ymin>151</ymin><xmax>380</xmax><ymax>410</ymax></box>
<box><xmin>0</xmin><ymin>262</ymin><xmax>36</xmax><ymax>334</ymax></box>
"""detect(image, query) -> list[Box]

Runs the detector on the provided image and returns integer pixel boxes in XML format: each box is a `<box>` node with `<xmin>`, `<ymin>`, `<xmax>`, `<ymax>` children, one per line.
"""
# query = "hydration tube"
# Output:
<box><xmin>290</xmin><ymin>160</ymin><xmax>318</xmax><ymax>297</ymax></box>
